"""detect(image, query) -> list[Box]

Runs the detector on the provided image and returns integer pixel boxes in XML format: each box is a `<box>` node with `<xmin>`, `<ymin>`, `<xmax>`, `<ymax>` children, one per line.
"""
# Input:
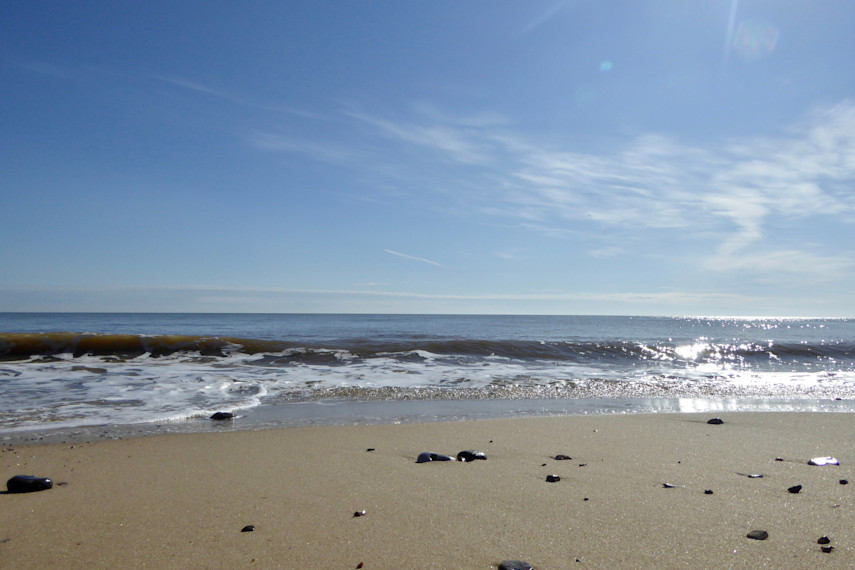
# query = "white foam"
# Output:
<box><xmin>2</xmin><ymin>347</ymin><xmax>855</xmax><ymax>432</ymax></box>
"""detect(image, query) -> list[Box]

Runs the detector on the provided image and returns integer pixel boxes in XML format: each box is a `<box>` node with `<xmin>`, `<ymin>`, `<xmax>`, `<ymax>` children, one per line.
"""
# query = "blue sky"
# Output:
<box><xmin>2</xmin><ymin>1</ymin><xmax>855</xmax><ymax>316</ymax></box>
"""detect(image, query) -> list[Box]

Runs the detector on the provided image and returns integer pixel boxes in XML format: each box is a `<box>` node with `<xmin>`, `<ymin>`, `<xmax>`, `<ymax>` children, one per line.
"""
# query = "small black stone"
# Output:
<box><xmin>707</xmin><ymin>418</ymin><xmax>724</xmax><ymax>425</ymax></box>
<box><xmin>546</xmin><ymin>474</ymin><xmax>561</xmax><ymax>482</ymax></box>
<box><xmin>554</xmin><ymin>454</ymin><xmax>572</xmax><ymax>460</ymax></box>
<box><xmin>354</xmin><ymin>510</ymin><xmax>366</xmax><ymax>517</ymax></box>
<box><xmin>416</xmin><ymin>452</ymin><xmax>455</xmax><ymax>463</ymax></box>
<box><xmin>241</xmin><ymin>525</ymin><xmax>255</xmax><ymax>532</ymax></box>
<box><xmin>788</xmin><ymin>484</ymin><xmax>802</xmax><ymax>494</ymax></box>
<box><xmin>817</xmin><ymin>536</ymin><xmax>831</xmax><ymax>545</ymax></box>
<box><xmin>747</xmin><ymin>530</ymin><xmax>769</xmax><ymax>540</ymax></box>
<box><xmin>6</xmin><ymin>475</ymin><xmax>53</xmax><ymax>493</ymax></box>
<box><xmin>499</xmin><ymin>561</ymin><xmax>533</xmax><ymax>570</ymax></box>
<box><xmin>821</xmin><ymin>545</ymin><xmax>834</xmax><ymax>553</ymax></box>
<box><xmin>662</xmin><ymin>483</ymin><xmax>676</xmax><ymax>488</ymax></box>
<box><xmin>704</xmin><ymin>489</ymin><xmax>714</xmax><ymax>495</ymax></box>
<box><xmin>210</xmin><ymin>412</ymin><xmax>234</xmax><ymax>420</ymax></box>
<box><xmin>366</xmin><ymin>448</ymin><xmax>375</xmax><ymax>452</ymax></box>
<box><xmin>457</xmin><ymin>450</ymin><xmax>487</xmax><ymax>462</ymax></box>
<box><xmin>840</xmin><ymin>479</ymin><xmax>849</xmax><ymax>485</ymax></box>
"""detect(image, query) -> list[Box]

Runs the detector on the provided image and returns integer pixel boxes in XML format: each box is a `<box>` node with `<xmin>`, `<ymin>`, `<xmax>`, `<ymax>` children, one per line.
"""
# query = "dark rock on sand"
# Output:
<box><xmin>241</xmin><ymin>525</ymin><xmax>255</xmax><ymax>532</ymax></box>
<box><xmin>747</xmin><ymin>530</ymin><xmax>769</xmax><ymax>540</ymax></box>
<box><xmin>457</xmin><ymin>450</ymin><xmax>487</xmax><ymax>462</ymax></box>
<box><xmin>354</xmin><ymin>510</ymin><xmax>366</xmax><ymax>517</ymax></box>
<box><xmin>788</xmin><ymin>484</ymin><xmax>803</xmax><ymax>494</ymax></box>
<box><xmin>546</xmin><ymin>474</ymin><xmax>561</xmax><ymax>482</ymax></box>
<box><xmin>707</xmin><ymin>418</ymin><xmax>724</xmax><ymax>425</ymax></box>
<box><xmin>821</xmin><ymin>545</ymin><xmax>834</xmax><ymax>553</ymax></box>
<box><xmin>6</xmin><ymin>475</ymin><xmax>53</xmax><ymax>493</ymax></box>
<box><xmin>416</xmin><ymin>452</ymin><xmax>455</xmax><ymax>463</ymax></box>
<box><xmin>662</xmin><ymin>483</ymin><xmax>676</xmax><ymax>488</ymax></box>
<box><xmin>210</xmin><ymin>412</ymin><xmax>234</xmax><ymax>420</ymax></box>
<box><xmin>818</xmin><ymin>536</ymin><xmax>831</xmax><ymax>544</ymax></box>
<box><xmin>704</xmin><ymin>489</ymin><xmax>714</xmax><ymax>495</ymax></box>
<box><xmin>840</xmin><ymin>479</ymin><xmax>849</xmax><ymax>485</ymax></box>
<box><xmin>499</xmin><ymin>561</ymin><xmax>533</xmax><ymax>570</ymax></box>
<box><xmin>554</xmin><ymin>454</ymin><xmax>572</xmax><ymax>460</ymax></box>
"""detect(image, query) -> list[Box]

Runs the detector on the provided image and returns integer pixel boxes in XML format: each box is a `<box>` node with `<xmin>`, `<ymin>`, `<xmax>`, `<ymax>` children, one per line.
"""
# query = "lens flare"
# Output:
<box><xmin>732</xmin><ymin>19</ymin><xmax>779</xmax><ymax>63</ymax></box>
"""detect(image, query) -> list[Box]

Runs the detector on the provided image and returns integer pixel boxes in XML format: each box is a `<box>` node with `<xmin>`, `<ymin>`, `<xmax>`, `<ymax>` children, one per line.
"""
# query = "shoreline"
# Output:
<box><xmin>3</xmin><ymin>412</ymin><xmax>855</xmax><ymax>568</ymax></box>
<box><xmin>4</xmin><ymin>395</ymin><xmax>855</xmax><ymax>447</ymax></box>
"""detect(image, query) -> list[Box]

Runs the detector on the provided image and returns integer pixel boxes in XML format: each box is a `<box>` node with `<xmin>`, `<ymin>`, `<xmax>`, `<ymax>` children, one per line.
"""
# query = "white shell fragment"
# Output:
<box><xmin>808</xmin><ymin>456</ymin><xmax>840</xmax><ymax>466</ymax></box>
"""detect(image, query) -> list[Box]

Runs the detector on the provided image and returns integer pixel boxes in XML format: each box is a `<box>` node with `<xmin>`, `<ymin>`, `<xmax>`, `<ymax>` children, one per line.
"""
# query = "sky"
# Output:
<box><xmin>2</xmin><ymin>1</ymin><xmax>855</xmax><ymax>316</ymax></box>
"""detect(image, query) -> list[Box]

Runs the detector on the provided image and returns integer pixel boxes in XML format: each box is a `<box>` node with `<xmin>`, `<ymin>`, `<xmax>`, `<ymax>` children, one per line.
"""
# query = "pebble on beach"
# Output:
<box><xmin>210</xmin><ymin>412</ymin><xmax>234</xmax><ymax>420</ymax></box>
<box><xmin>747</xmin><ymin>530</ymin><xmax>769</xmax><ymax>540</ymax></box>
<box><xmin>546</xmin><ymin>474</ymin><xmax>561</xmax><ymax>482</ymax></box>
<box><xmin>707</xmin><ymin>418</ymin><xmax>724</xmax><ymax>425</ymax></box>
<box><xmin>353</xmin><ymin>510</ymin><xmax>366</xmax><ymax>517</ymax></box>
<box><xmin>787</xmin><ymin>485</ymin><xmax>803</xmax><ymax>494</ymax></box>
<box><xmin>817</xmin><ymin>536</ymin><xmax>831</xmax><ymax>545</ymax></box>
<box><xmin>457</xmin><ymin>450</ymin><xmax>487</xmax><ymax>462</ymax></box>
<box><xmin>808</xmin><ymin>456</ymin><xmax>839</xmax><ymax>466</ymax></box>
<box><xmin>554</xmin><ymin>454</ymin><xmax>572</xmax><ymax>460</ymax></box>
<box><xmin>415</xmin><ymin>452</ymin><xmax>455</xmax><ymax>463</ymax></box>
<box><xmin>240</xmin><ymin>525</ymin><xmax>255</xmax><ymax>532</ymax></box>
<box><xmin>6</xmin><ymin>475</ymin><xmax>53</xmax><ymax>493</ymax></box>
<box><xmin>499</xmin><ymin>561</ymin><xmax>533</xmax><ymax>570</ymax></box>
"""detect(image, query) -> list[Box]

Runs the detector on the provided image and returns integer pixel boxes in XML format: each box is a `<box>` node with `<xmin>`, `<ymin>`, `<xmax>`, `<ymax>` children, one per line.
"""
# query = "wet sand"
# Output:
<box><xmin>2</xmin><ymin>412</ymin><xmax>854</xmax><ymax>568</ymax></box>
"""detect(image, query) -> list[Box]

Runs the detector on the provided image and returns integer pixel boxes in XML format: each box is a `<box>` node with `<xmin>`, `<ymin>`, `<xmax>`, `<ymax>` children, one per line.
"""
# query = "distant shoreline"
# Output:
<box><xmin>4</xmin><ymin>396</ymin><xmax>855</xmax><ymax>447</ymax></box>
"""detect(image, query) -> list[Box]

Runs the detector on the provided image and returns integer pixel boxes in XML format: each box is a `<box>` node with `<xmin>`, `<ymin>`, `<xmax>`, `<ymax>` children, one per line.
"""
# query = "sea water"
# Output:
<box><xmin>2</xmin><ymin>313</ymin><xmax>855</xmax><ymax>443</ymax></box>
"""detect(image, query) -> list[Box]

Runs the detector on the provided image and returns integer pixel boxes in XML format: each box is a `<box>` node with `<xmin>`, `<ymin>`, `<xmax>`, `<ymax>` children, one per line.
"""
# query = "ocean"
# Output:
<box><xmin>2</xmin><ymin>313</ymin><xmax>855</xmax><ymax>444</ymax></box>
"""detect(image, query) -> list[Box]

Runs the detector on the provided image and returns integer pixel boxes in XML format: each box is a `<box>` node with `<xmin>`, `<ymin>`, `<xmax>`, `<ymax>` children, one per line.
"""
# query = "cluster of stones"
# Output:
<box><xmin>415</xmin><ymin>450</ymin><xmax>487</xmax><ymax>463</ymax></box>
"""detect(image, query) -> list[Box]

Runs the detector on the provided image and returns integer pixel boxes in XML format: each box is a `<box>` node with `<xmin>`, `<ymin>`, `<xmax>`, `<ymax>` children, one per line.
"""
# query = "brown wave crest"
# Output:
<box><xmin>0</xmin><ymin>333</ymin><xmax>290</xmax><ymax>359</ymax></box>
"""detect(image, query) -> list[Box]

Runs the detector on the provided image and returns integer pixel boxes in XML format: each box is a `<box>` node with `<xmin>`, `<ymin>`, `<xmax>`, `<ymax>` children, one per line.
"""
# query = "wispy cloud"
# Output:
<box><xmin>252</xmin><ymin>99</ymin><xmax>855</xmax><ymax>286</ymax></box>
<box><xmin>333</xmin><ymin>101</ymin><xmax>855</xmax><ymax>282</ymax></box>
<box><xmin>520</xmin><ymin>0</ymin><xmax>576</xmax><ymax>35</ymax></box>
<box><xmin>384</xmin><ymin>249</ymin><xmax>443</xmax><ymax>267</ymax></box>
<box><xmin>11</xmin><ymin>59</ymin><xmax>72</xmax><ymax>78</ymax></box>
<box><xmin>153</xmin><ymin>75</ymin><xmax>232</xmax><ymax>98</ymax></box>
<box><xmin>152</xmin><ymin>74</ymin><xmax>325</xmax><ymax>119</ymax></box>
<box><xmin>250</xmin><ymin>132</ymin><xmax>364</xmax><ymax>164</ymax></box>
<box><xmin>346</xmin><ymin>110</ymin><xmax>496</xmax><ymax>165</ymax></box>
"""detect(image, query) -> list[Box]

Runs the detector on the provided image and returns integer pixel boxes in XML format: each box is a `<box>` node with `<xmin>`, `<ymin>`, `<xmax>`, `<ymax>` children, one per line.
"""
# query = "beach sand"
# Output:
<box><xmin>2</xmin><ymin>412</ymin><xmax>855</xmax><ymax>568</ymax></box>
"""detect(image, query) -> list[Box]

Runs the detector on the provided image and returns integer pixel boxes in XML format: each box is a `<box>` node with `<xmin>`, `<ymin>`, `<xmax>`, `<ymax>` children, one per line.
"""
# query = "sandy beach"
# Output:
<box><xmin>2</xmin><ymin>412</ymin><xmax>855</xmax><ymax>568</ymax></box>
